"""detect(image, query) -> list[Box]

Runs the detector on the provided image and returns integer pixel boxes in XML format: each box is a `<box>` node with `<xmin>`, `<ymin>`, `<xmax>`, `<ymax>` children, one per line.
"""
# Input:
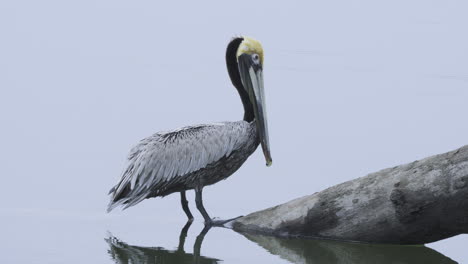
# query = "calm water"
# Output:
<box><xmin>2</xmin><ymin>0</ymin><xmax>468</xmax><ymax>263</ymax></box>
<box><xmin>2</xmin><ymin>206</ymin><xmax>466</xmax><ymax>263</ymax></box>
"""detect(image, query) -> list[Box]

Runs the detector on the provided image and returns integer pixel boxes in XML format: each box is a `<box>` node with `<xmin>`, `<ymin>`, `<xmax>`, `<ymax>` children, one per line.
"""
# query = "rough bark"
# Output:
<box><xmin>231</xmin><ymin>145</ymin><xmax>468</xmax><ymax>245</ymax></box>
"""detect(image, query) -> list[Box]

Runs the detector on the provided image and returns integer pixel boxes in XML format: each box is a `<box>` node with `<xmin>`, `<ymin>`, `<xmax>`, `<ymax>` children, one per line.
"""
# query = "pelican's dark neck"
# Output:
<box><xmin>226</xmin><ymin>37</ymin><xmax>255</xmax><ymax>122</ymax></box>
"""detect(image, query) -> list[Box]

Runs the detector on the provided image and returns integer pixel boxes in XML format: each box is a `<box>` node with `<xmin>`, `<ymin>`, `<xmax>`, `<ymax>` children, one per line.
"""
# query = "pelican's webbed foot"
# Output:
<box><xmin>194</xmin><ymin>187</ymin><xmax>243</xmax><ymax>227</ymax></box>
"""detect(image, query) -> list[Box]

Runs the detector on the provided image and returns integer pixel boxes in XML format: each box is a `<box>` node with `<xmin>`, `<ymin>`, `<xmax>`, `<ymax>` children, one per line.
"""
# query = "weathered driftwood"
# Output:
<box><xmin>232</xmin><ymin>145</ymin><xmax>468</xmax><ymax>245</ymax></box>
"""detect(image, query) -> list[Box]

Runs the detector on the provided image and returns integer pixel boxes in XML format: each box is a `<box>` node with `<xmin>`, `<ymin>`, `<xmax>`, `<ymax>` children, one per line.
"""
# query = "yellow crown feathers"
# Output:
<box><xmin>236</xmin><ymin>36</ymin><xmax>264</xmax><ymax>65</ymax></box>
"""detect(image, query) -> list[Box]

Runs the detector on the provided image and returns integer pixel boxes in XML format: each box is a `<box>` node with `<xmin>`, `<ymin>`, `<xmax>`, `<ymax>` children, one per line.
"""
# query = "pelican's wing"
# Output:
<box><xmin>107</xmin><ymin>121</ymin><xmax>252</xmax><ymax>212</ymax></box>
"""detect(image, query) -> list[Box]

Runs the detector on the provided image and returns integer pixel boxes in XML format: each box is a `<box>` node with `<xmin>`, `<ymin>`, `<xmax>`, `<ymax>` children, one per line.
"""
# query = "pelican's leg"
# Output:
<box><xmin>180</xmin><ymin>191</ymin><xmax>194</xmax><ymax>221</ymax></box>
<box><xmin>194</xmin><ymin>187</ymin><xmax>212</xmax><ymax>223</ymax></box>
<box><xmin>194</xmin><ymin>187</ymin><xmax>242</xmax><ymax>226</ymax></box>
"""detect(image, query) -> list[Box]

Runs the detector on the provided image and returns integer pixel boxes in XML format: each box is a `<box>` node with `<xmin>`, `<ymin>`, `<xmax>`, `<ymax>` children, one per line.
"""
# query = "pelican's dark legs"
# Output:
<box><xmin>195</xmin><ymin>187</ymin><xmax>242</xmax><ymax>226</ymax></box>
<box><xmin>180</xmin><ymin>191</ymin><xmax>194</xmax><ymax>221</ymax></box>
<box><xmin>195</xmin><ymin>187</ymin><xmax>211</xmax><ymax>223</ymax></box>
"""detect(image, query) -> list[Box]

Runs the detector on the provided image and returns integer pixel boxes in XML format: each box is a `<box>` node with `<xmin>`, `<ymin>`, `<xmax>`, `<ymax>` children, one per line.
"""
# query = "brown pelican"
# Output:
<box><xmin>107</xmin><ymin>36</ymin><xmax>272</xmax><ymax>226</ymax></box>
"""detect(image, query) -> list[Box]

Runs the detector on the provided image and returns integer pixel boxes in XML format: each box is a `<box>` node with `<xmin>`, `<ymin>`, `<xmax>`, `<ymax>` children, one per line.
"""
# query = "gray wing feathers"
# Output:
<box><xmin>107</xmin><ymin>121</ymin><xmax>251</xmax><ymax>212</ymax></box>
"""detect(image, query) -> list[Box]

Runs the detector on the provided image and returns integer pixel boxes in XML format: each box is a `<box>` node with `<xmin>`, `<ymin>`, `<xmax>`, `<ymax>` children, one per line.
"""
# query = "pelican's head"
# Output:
<box><xmin>226</xmin><ymin>36</ymin><xmax>272</xmax><ymax>167</ymax></box>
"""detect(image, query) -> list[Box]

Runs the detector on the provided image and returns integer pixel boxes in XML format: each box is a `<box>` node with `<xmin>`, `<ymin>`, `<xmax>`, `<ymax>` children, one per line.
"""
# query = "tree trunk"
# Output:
<box><xmin>231</xmin><ymin>145</ymin><xmax>468</xmax><ymax>245</ymax></box>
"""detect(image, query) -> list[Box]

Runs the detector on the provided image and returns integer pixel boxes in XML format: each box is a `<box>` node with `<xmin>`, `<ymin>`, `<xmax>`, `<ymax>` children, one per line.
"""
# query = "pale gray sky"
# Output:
<box><xmin>1</xmin><ymin>0</ymin><xmax>467</xmax><ymax>263</ymax></box>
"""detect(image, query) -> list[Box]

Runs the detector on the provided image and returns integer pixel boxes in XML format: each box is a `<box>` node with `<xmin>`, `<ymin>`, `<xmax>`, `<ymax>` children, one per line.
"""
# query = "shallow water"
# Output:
<box><xmin>2</xmin><ymin>0</ymin><xmax>468</xmax><ymax>263</ymax></box>
<box><xmin>2</xmin><ymin>207</ymin><xmax>465</xmax><ymax>263</ymax></box>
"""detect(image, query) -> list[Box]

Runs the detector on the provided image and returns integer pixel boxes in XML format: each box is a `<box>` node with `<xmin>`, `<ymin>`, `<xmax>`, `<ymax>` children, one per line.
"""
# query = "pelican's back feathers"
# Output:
<box><xmin>107</xmin><ymin>121</ymin><xmax>255</xmax><ymax>212</ymax></box>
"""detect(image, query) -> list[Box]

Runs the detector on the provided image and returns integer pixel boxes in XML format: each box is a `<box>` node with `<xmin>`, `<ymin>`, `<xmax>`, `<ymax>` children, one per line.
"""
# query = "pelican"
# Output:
<box><xmin>107</xmin><ymin>36</ymin><xmax>272</xmax><ymax>226</ymax></box>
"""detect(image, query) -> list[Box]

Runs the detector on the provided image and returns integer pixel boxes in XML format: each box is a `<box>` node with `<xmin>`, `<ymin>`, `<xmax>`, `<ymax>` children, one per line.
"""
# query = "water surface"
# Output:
<box><xmin>1</xmin><ymin>0</ymin><xmax>468</xmax><ymax>263</ymax></box>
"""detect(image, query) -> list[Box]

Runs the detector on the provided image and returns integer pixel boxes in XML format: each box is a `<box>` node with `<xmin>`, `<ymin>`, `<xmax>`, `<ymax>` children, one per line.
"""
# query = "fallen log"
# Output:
<box><xmin>231</xmin><ymin>145</ymin><xmax>468</xmax><ymax>244</ymax></box>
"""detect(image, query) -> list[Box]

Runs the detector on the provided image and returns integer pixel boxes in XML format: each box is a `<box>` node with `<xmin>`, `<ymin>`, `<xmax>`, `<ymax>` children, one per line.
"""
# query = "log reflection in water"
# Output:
<box><xmin>242</xmin><ymin>233</ymin><xmax>457</xmax><ymax>264</ymax></box>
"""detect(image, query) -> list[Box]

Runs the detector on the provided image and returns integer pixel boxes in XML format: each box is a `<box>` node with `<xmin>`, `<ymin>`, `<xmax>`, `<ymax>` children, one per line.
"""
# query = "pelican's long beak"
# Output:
<box><xmin>238</xmin><ymin>54</ymin><xmax>272</xmax><ymax>167</ymax></box>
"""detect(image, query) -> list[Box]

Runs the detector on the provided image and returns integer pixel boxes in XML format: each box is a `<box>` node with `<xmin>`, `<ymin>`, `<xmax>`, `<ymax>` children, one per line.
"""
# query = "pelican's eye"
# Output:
<box><xmin>252</xmin><ymin>53</ymin><xmax>260</xmax><ymax>65</ymax></box>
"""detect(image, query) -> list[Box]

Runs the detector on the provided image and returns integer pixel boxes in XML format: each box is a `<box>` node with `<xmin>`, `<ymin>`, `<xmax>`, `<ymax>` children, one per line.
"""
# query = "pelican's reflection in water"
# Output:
<box><xmin>106</xmin><ymin>221</ymin><xmax>220</xmax><ymax>264</ymax></box>
<box><xmin>242</xmin><ymin>233</ymin><xmax>457</xmax><ymax>264</ymax></box>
